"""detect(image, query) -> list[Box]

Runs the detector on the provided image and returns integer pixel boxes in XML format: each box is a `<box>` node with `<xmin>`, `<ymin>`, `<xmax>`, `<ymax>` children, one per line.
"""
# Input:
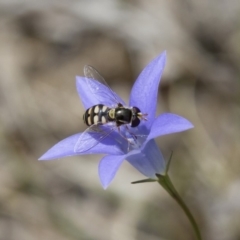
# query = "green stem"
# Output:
<box><xmin>157</xmin><ymin>173</ymin><xmax>202</xmax><ymax>240</ymax></box>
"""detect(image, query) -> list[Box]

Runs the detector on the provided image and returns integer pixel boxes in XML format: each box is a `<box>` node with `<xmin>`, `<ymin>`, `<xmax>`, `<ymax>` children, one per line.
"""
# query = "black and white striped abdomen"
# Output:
<box><xmin>83</xmin><ymin>104</ymin><xmax>110</xmax><ymax>126</ymax></box>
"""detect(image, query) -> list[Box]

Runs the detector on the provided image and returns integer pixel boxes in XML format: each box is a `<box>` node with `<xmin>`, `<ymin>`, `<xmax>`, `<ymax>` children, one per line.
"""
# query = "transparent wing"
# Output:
<box><xmin>74</xmin><ymin>123</ymin><xmax>118</xmax><ymax>153</ymax></box>
<box><xmin>84</xmin><ymin>65</ymin><xmax>126</xmax><ymax>106</ymax></box>
<box><xmin>74</xmin><ymin>122</ymin><xmax>149</xmax><ymax>153</ymax></box>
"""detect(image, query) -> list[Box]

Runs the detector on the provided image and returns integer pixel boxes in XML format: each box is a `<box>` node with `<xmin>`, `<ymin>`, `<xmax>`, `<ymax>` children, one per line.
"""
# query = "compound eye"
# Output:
<box><xmin>132</xmin><ymin>107</ymin><xmax>140</xmax><ymax>114</ymax></box>
<box><xmin>131</xmin><ymin>117</ymin><xmax>140</xmax><ymax>127</ymax></box>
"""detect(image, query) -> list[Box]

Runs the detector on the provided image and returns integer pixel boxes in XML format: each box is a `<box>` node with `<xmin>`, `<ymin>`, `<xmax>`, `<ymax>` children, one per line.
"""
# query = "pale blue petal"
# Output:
<box><xmin>126</xmin><ymin>140</ymin><xmax>165</xmax><ymax>178</ymax></box>
<box><xmin>147</xmin><ymin>113</ymin><xmax>194</xmax><ymax>141</ymax></box>
<box><xmin>99</xmin><ymin>154</ymin><xmax>126</xmax><ymax>189</ymax></box>
<box><xmin>129</xmin><ymin>52</ymin><xmax>166</xmax><ymax>130</ymax></box>
<box><xmin>39</xmin><ymin>133</ymin><xmax>124</xmax><ymax>160</ymax></box>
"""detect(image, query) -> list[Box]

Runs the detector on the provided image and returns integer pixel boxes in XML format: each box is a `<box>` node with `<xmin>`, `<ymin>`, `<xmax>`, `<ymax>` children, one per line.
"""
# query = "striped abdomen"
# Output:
<box><xmin>83</xmin><ymin>104</ymin><xmax>110</xmax><ymax>126</ymax></box>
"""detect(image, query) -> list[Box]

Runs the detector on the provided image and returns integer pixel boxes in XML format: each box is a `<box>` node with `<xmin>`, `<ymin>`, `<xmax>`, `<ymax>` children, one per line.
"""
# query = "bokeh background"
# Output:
<box><xmin>0</xmin><ymin>0</ymin><xmax>240</xmax><ymax>239</ymax></box>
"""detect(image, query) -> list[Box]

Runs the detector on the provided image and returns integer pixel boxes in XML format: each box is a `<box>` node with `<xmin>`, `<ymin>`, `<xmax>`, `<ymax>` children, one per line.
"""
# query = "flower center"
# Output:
<box><xmin>118</xmin><ymin>127</ymin><xmax>147</xmax><ymax>152</ymax></box>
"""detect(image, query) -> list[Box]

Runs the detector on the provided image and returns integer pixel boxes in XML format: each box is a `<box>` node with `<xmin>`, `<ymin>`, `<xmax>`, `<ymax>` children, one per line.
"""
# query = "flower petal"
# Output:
<box><xmin>129</xmin><ymin>52</ymin><xmax>166</xmax><ymax>130</ymax></box>
<box><xmin>39</xmin><ymin>133</ymin><xmax>124</xmax><ymax>160</ymax></box>
<box><xmin>99</xmin><ymin>154</ymin><xmax>126</xmax><ymax>189</ymax></box>
<box><xmin>76</xmin><ymin>76</ymin><xmax>125</xmax><ymax>109</ymax></box>
<box><xmin>147</xmin><ymin>113</ymin><xmax>194</xmax><ymax>141</ymax></box>
<box><xmin>126</xmin><ymin>140</ymin><xmax>165</xmax><ymax>178</ymax></box>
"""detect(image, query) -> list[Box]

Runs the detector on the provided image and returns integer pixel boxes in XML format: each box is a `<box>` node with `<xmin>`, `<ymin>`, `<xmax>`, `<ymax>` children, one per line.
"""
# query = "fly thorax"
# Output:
<box><xmin>115</xmin><ymin>108</ymin><xmax>132</xmax><ymax>122</ymax></box>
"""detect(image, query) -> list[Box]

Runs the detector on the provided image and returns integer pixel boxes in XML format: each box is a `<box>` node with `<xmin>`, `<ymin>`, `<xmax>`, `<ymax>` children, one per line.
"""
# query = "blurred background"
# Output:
<box><xmin>0</xmin><ymin>0</ymin><xmax>240</xmax><ymax>239</ymax></box>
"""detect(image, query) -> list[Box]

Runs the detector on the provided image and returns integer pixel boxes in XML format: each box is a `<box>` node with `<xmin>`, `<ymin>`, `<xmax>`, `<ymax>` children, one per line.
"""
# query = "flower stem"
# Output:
<box><xmin>156</xmin><ymin>153</ymin><xmax>202</xmax><ymax>240</ymax></box>
<box><xmin>157</xmin><ymin>174</ymin><xmax>202</xmax><ymax>240</ymax></box>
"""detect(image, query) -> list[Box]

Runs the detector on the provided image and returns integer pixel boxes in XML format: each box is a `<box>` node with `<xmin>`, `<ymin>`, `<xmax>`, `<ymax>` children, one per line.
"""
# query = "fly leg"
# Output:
<box><xmin>125</xmin><ymin>125</ymin><xmax>138</xmax><ymax>142</ymax></box>
<box><xmin>116</xmin><ymin>126</ymin><xmax>137</xmax><ymax>152</ymax></box>
<box><xmin>117</xmin><ymin>126</ymin><xmax>131</xmax><ymax>143</ymax></box>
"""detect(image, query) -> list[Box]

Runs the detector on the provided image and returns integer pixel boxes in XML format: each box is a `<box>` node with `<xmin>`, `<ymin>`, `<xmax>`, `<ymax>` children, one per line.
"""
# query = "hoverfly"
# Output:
<box><xmin>74</xmin><ymin>65</ymin><xmax>147</xmax><ymax>153</ymax></box>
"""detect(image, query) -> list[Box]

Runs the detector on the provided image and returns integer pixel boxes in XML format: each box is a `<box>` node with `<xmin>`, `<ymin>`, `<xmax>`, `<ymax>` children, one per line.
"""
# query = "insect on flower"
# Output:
<box><xmin>39</xmin><ymin>52</ymin><xmax>194</xmax><ymax>189</ymax></box>
<box><xmin>74</xmin><ymin>65</ymin><xmax>148</xmax><ymax>153</ymax></box>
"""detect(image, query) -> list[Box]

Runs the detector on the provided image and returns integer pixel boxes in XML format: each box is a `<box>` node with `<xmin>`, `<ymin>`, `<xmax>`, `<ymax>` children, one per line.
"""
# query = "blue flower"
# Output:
<box><xmin>39</xmin><ymin>52</ymin><xmax>193</xmax><ymax>189</ymax></box>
